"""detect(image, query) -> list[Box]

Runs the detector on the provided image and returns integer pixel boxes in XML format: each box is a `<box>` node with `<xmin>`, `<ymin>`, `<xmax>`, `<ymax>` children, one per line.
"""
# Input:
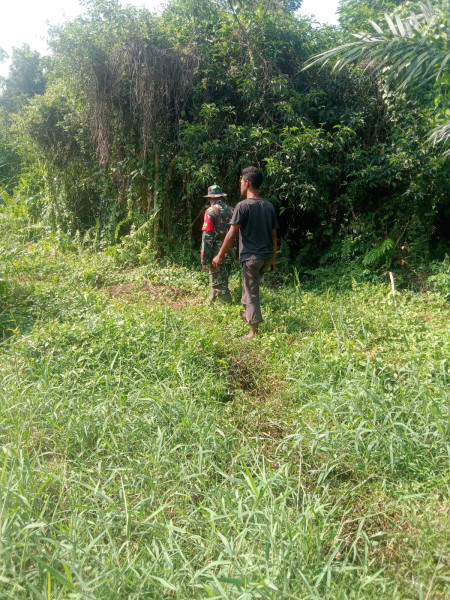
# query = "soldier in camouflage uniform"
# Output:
<box><xmin>201</xmin><ymin>185</ymin><xmax>235</xmax><ymax>304</ymax></box>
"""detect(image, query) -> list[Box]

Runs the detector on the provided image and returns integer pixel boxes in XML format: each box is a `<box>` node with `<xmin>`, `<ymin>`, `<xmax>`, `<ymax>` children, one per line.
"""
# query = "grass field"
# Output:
<box><xmin>1</xmin><ymin>210</ymin><xmax>449</xmax><ymax>599</ymax></box>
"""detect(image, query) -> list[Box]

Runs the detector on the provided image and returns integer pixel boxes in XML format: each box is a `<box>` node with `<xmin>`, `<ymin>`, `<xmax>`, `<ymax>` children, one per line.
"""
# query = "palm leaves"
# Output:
<box><xmin>304</xmin><ymin>1</ymin><xmax>450</xmax><ymax>154</ymax></box>
<box><xmin>429</xmin><ymin>122</ymin><xmax>450</xmax><ymax>156</ymax></box>
<box><xmin>304</xmin><ymin>2</ymin><xmax>448</xmax><ymax>87</ymax></box>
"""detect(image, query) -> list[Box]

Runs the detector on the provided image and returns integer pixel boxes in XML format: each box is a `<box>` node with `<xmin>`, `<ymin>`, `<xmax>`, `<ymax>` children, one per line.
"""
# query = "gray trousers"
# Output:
<box><xmin>241</xmin><ymin>258</ymin><xmax>272</xmax><ymax>324</ymax></box>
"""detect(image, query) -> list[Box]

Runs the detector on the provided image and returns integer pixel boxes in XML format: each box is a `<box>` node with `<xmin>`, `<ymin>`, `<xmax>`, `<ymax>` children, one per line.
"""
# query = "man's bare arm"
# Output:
<box><xmin>270</xmin><ymin>229</ymin><xmax>277</xmax><ymax>272</ymax></box>
<box><xmin>212</xmin><ymin>224</ymin><xmax>240</xmax><ymax>267</ymax></box>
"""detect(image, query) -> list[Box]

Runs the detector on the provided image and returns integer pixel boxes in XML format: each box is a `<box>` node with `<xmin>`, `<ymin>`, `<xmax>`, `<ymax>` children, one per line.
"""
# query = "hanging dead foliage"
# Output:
<box><xmin>87</xmin><ymin>42</ymin><xmax>198</xmax><ymax>165</ymax></box>
<box><xmin>89</xmin><ymin>47</ymin><xmax>115</xmax><ymax>165</ymax></box>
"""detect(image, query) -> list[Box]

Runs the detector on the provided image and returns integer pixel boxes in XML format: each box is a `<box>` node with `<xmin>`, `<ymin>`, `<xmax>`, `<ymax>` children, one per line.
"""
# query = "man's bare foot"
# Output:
<box><xmin>242</xmin><ymin>324</ymin><xmax>258</xmax><ymax>338</ymax></box>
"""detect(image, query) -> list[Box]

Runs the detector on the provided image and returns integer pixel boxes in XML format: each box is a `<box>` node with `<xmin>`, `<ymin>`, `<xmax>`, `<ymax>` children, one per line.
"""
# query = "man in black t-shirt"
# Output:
<box><xmin>212</xmin><ymin>166</ymin><xmax>278</xmax><ymax>338</ymax></box>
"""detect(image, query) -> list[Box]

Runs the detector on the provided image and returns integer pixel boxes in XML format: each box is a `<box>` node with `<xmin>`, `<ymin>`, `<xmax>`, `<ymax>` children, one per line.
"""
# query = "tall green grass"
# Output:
<box><xmin>1</xmin><ymin>210</ymin><xmax>449</xmax><ymax>599</ymax></box>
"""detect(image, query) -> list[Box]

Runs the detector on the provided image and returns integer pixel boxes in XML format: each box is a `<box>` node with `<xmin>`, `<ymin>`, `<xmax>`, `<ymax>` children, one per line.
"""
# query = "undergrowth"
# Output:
<box><xmin>1</xmin><ymin>212</ymin><xmax>449</xmax><ymax>599</ymax></box>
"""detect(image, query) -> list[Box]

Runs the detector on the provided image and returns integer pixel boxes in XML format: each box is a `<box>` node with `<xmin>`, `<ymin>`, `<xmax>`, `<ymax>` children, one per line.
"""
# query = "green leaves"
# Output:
<box><xmin>0</xmin><ymin>0</ymin><xmax>448</xmax><ymax>269</ymax></box>
<box><xmin>362</xmin><ymin>237</ymin><xmax>394</xmax><ymax>267</ymax></box>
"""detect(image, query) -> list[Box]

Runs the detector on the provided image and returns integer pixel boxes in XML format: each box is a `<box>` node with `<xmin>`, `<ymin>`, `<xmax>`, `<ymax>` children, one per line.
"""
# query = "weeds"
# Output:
<box><xmin>1</xmin><ymin>211</ymin><xmax>449</xmax><ymax>599</ymax></box>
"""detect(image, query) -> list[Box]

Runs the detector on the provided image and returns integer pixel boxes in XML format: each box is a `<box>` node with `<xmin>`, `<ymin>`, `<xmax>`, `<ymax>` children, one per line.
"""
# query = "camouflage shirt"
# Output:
<box><xmin>201</xmin><ymin>199</ymin><xmax>235</xmax><ymax>266</ymax></box>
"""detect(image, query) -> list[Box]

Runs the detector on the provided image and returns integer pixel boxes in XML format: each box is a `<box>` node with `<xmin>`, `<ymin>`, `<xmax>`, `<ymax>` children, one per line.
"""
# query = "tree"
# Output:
<box><xmin>0</xmin><ymin>45</ymin><xmax>47</xmax><ymax>114</ymax></box>
<box><xmin>339</xmin><ymin>0</ymin><xmax>410</xmax><ymax>32</ymax></box>
<box><xmin>3</xmin><ymin>0</ymin><xmax>448</xmax><ymax>265</ymax></box>
<box><xmin>0</xmin><ymin>46</ymin><xmax>47</xmax><ymax>194</ymax></box>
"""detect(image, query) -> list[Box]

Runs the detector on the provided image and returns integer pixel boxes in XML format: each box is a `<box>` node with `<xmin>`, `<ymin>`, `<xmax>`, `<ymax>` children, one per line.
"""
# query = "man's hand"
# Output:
<box><xmin>202</xmin><ymin>265</ymin><xmax>208</xmax><ymax>271</ymax></box>
<box><xmin>270</xmin><ymin>258</ymin><xmax>276</xmax><ymax>273</ymax></box>
<box><xmin>212</xmin><ymin>224</ymin><xmax>239</xmax><ymax>269</ymax></box>
<box><xmin>212</xmin><ymin>255</ymin><xmax>222</xmax><ymax>268</ymax></box>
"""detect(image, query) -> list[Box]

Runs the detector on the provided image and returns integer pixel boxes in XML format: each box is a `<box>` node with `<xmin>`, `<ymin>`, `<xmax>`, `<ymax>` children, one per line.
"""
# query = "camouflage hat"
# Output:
<box><xmin>204</xmin><ymin>184</ymin><xmax>227</xmax><ymax>198</ymax></box>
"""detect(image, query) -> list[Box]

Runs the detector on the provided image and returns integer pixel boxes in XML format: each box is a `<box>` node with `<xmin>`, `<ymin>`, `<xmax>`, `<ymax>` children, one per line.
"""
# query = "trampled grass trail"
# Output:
<box><xmin>1</xmin><ymin>215</ymin><xmax>449</xmax><ymax>599</ymax></box>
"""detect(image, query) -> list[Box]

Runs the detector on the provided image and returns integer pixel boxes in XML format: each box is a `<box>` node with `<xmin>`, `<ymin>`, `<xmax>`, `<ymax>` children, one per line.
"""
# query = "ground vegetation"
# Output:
<box><xmin>0</xmin><ymin>201</ymin><xmax>449</xmax><ymax>599</ymax></box>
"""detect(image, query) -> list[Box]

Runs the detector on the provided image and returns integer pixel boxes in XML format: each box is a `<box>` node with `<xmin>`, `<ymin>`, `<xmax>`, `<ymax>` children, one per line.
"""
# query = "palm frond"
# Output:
<box><xmin>419</xmin><ymin>0</ymin><xmax>437</xmax><ymax>19</ymax></box>
<box><xmin>428</xmin><ymin>123</ymin><xmax>450</xmax><ymax>156</ymax></box>
<box><xmin>384</xmin><ymin>13</ymin><xmax>399</xmax><ymax>36</ymax></box>
<box><xmin>303</xmin><ymin>4</ymin><xmax>448</xmax><ymax>91</ymax></box>
<box><xmin>436</xmin><ymin>53</ymin><xmax>450</xmax><ymax>80</ymax></box>
<box><xmin>369</xmin><ymin>20</ymin><xmax>384</xmax><ymax>35</ymax></box>
<box><xmin>395</xmin><ymin>14</ymin><xmax>406</xmax><ymax>38</ymax></box>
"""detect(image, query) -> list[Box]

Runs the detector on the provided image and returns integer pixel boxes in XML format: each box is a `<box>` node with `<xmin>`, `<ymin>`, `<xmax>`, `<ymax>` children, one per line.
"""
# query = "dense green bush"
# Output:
<box><xmin>428</xmin><ymin>256</ymin><xmax>450</xmax><ymax>299</ymax></box>
<box><xmin>0</xmin><ymin>0</ymin><xmax>448</xmax><ymax>268</ymax></box>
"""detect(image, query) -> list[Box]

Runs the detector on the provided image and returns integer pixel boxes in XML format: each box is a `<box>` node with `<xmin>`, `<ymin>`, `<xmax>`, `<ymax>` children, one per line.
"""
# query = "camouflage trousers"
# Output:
<box><xmin>208</xmin><ymin>263</ymin><xmax>232</xmax><ymax>303</ymax></box>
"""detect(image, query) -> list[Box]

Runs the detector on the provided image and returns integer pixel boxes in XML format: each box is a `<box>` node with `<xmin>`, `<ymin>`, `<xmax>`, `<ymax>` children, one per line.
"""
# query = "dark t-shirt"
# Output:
<box><xmin>230</xmin><ymin>197</ymin><xmax>278</xmax><ymax>262</ymax></box>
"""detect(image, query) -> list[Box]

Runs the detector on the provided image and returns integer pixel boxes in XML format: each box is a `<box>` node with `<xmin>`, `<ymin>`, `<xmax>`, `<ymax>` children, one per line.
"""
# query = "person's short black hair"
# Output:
<box><xmin>242</xmin><ymin>166</ymin><xmax>263</xmax><ymax>189</ymax></box>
